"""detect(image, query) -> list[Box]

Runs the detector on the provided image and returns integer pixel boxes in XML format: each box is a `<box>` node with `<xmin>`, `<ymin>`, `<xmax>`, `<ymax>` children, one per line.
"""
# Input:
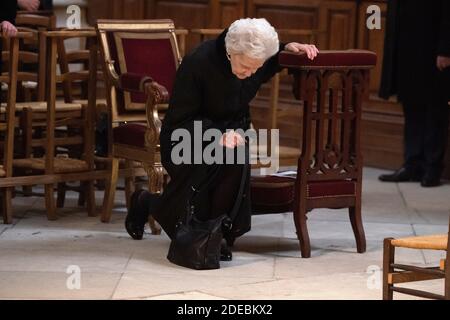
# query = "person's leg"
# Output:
<box><xmin>208</xmin><ymin>164</ymin><xmax>243</xmax><ymax>219</ymax></box>
<box><xmin>125</xmin><ymin>188</ymin><xmax>159</xmax><ymax>240</ymax></box>
<box><xmin>209</xmin><ymin>163</ymin><xmax>245</xmax><ymax>261</ymax></box>
<box><xmin>402</xmin><ymin>102</ymin><xmax>426</xmax><ymax>172</ymax></box>
<box><xmin>422</xmin><ymin>96</ymin><xmax>449</xmax><ymax>186</ymax></box>
<box><xmin>379</xmin><ymin>102</ymin><xmax>426</xmax><ymax>182</ymax></box>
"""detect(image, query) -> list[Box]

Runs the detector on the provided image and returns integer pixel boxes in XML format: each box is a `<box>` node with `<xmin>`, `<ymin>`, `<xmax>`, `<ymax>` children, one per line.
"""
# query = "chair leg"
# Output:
<box><xmin>56</xmin><ymin>182</ymin><xmax>66</xmax><ymax>208</ymax></box>
<box><xmin>124</xmin><ymin>160</ymin><xmax>135</xmax><ymax>210</ymax></box>
<box><xmin>383</xmin><ymin>238</ymin><xmax>395</xmax><ymax>300</ymax></box>
<box><xmin>22</xmin><ymin>185</ymin><xmax>33</xmax><ymax>197</ymax></box>
<box><xmin>21</xmin><ymin>109</ymin><xmax>33</xmax><ymax>197</ymax></box>
<box><xmin>85</xmin><ymin>181</ymin><xmax>96</xmax><ymax>217</ymax></box>
<box><xmin>445</xmin><ymin>253</ymin><xmax>450</xmax><ymax>300</ymax></box>
<box><xmin>293</xmin><ymin>205</ymin><xmax>311</xmax><ymax>258</ymax></box>
<box><xmin>78</xmin><ymin>185</ymin><xmax>87</xmax><ymax>207</ymax></box>
<box><xmin>45</xmin><ymin>184</ymin><xmax>57</xmax><ymax>221</ymax></box>
<box><xmin>349</xmin><ymin>205</ymin><xmax>366</xmax><ymax>253</ymax></box>
<box><xmin>144</xmin><ymin>163</ymin><xmax>164</xmax><ymax>235</ymax></box>
<box><xmin>2</xmin><ymin>188</ymin><xmax>14</xmax><ymax>224</ymax></box>
<box><xmin>101</xmin><ymin>157</ymin><xmax>119</xmax><ymax>223</ymax></box>
<box><xmin>148</xmin><ymin>215</ymin><xmax>162</xmax><ymax>235</ymax></box>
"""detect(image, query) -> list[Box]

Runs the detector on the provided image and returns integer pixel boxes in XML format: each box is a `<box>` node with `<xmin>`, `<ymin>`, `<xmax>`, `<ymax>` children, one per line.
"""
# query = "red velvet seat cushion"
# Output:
<box><xmin>251</xmin><ymin>176</ymin><xmax>295</xmax><ymax>214</ymax></box>
<box><xmin>250</xmin><ymin>175</ymin><xmax>356</xmax><ymax>214</ymax></box>
<box><xmin>306</xmin><ymin>180</ymin><xmax>356</xmax><ymax>199</ymax></box>
<box><xmin>279</xmin><ymin>50</ymin><xmax>377</xmax><ymax>68</ymax></box>
<box><xmin>113</xmin><ymin>123</ymin><xmax>147</xmax><ymax>148</ymax></box>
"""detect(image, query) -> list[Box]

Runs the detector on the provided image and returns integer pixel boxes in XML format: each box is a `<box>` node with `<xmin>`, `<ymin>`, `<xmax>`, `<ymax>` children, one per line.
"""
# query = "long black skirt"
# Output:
<box><xmin>151</xmin><ymin>131</ymin><xmax>252</xmax><ymax>242</ymax></box>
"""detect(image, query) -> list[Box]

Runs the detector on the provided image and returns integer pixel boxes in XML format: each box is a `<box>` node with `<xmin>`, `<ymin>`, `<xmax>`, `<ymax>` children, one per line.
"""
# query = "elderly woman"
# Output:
<box><xmin>126</xmin><ymin>18</ymin><xmax>318</xmax><ymax>260</ymax></box>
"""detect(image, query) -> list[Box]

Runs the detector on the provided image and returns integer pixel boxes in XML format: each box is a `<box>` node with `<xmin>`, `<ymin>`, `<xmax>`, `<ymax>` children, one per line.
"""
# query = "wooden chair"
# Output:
<box><xmin>383</xmin><ymin>216</ymin><xmax>449</xmax><ymax>300</ymax></box>
<box><xmin>9</xmin><ymin>30</ymin><xmax>101</xmax><ymax>220</ymax></box>
<box><xmin>96</xmin><ymin>20</ymin><xmax>184</xmax><ymax>232</ymax></box>
<box><xmin>51</xmin><ymin>28</ymin><xmax>108</xmax><ymax>208</ymax></box>
<box><xmin>250</xmin><ymin>50</ymin><xmax>377</xmax><ymax>258</ymax></box>
<box><xmin>0</xmin><ymin>32</ymin><xmax>32</xmax><ymax>223</ymax></box>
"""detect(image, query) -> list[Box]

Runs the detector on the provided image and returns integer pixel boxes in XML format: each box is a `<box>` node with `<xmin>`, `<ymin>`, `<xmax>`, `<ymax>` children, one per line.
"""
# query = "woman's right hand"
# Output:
<box><xmin>220</xmin><ymin>130</ymin><xmax>245</xmax><ymax>149</ymax></box>
<box><xmin>18</xmin><ymin>0</ymin><xmax>40</xmax><ymax>12</ymax></box>
<box><xmin>1</xmin><ymin>21</ymin><xmax>18</xmax><ymax>37</ymax></box>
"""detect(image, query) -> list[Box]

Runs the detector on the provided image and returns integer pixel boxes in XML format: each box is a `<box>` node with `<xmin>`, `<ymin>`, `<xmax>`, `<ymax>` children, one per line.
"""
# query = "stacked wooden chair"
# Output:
<box><xmin>0</xmin><ymin>32</ymin><xmax>33</xmax><ymax>223</ymax></box>
<box><xmin>8</xmin><ymin>30</ymin><xmax>101</xmax><ymax>220</ymax></box>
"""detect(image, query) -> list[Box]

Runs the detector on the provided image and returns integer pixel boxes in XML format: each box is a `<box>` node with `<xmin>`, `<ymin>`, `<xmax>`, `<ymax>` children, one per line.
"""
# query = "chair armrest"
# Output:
<box><xmin>118</xmin><ymin>73</ymin><xmax>169</xmax><ymax>148</ymax></box>
<box><xmin>119</xmin><ymin>73</ymin><xmax>153</xmax><ymax>93</ymax></box>
<box><xmin>118</xmin><ymin>73</ymin><xmax>169</xmax><ymax>105</ymax></box>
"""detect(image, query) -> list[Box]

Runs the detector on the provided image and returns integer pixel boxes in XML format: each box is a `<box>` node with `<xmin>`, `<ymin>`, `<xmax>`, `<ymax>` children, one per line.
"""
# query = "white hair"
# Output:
<box><xmin>225</xmin><ymin>18</ymin><xmax>279</xmax><ymax>61</ymax></box>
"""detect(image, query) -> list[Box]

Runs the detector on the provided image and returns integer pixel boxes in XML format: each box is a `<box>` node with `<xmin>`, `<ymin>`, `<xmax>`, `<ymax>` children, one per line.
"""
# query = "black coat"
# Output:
<box><xmin>39</xmin><ymin>0</ymin><xmax>53</xmax><ymax>10</ymax></box>
<box><xmin>379</xmin><ymin>0</ymin><xmax>450</xmax><ymax>104</ymax></box>
<box><xmin>154</xmin><ymin>29</ymin><xmax>284</xmax><ymax>240</ymax></box>
<box><xmin>0</xmin><ymin>0</ymin><xmax>17</xmax><ymax>23</ymax></box>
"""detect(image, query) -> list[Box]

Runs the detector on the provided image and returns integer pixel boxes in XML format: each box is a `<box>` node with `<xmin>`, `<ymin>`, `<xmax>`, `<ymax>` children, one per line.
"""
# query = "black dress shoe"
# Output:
<box><xmin>378</xmin><ymin>167</ymin><xmax>423</xmax><ymax>182</ymax></box>
<box><xmin>421</xmin><ymin>173</ymin><xmax>441</xmax><ymax>188</ymax></box>
<box><xmin>220</xmin><ymin>241</ymin><xmax>233</xmax><ymax>261</ymax></box>
<box><xmin>125</xmin><ymin>189</ymin><xmax>149</xmax><ymax>240</ymax></box>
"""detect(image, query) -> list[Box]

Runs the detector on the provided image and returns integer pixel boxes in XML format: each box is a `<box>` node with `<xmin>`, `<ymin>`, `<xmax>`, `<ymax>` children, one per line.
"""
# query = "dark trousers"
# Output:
<box><xmin>403</xmin><ymin>98</ymin><xmax>449</xmax><ymax>176</ymax></box>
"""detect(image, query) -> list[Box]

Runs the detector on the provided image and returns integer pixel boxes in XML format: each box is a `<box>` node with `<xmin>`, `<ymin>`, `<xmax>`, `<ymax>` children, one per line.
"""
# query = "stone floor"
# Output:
<box><xmin>0</xmin><ymin>167</ymin><xmax>448</xmax><ymax>300</ymax></box>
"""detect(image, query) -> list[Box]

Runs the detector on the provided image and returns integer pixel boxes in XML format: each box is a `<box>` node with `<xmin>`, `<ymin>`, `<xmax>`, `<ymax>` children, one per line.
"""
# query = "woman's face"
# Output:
<box><xmin>227</xmin><ymin>53</ymin><xmax>264</xmax><ymax>79</ymax></box>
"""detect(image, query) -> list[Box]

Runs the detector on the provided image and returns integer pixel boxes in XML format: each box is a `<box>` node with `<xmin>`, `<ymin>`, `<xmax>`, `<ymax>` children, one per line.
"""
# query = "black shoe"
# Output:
<box><xmin>378</xmin><ymin>167</ymin><xmax>423</xmax><ymax>182</ymax></box>
<box><xmin>421</xmin><ymin>172</ymin><xmax>441</xmax><ymax>188</ymax></box>
<box><xmin>125</xmin><ymin>189</ymin><xmax>149</xmax><ymax>240</ymax></box>
<box><xmin>220</xmin><ymin>241</ymin><xmax>233</xmax><ymax>261</ymax></box>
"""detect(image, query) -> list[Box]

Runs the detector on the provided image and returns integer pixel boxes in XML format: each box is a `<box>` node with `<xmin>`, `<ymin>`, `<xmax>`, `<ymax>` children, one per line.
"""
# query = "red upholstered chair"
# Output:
<box><xmin>251</xmin><ymin>50</ymin><xmax>377</xmax><ymax>258</ymax></box>
<box><xmin>96</xmin><ymin>20</ymin><xmax>182</xmax><ymax>231</ymax></box>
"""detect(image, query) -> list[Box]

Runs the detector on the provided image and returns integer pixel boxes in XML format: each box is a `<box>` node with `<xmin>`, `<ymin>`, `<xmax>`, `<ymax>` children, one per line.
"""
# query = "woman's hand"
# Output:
<box><xmin>220</xmin><ymin>130</ymin><xmax>245</xmax><ymax>149</ymax></box>
<box><xmin>437</xmin><ymin>56</ymin><xmax>450</xmax><ymax>71</ymax></box>
<box><xmin>18</xmin><ymin>0</ymin><xmax>40</xmax><ymax>12</ymax></box>
<box><xmin>285</xmin><ymin>42</ymin><xmax>319</xmax><ymax>60</ymax></box>
<box><xmin>1</xmin><ymin>21</ymin><xmax>18</xmax><ymax>37</ymax></box>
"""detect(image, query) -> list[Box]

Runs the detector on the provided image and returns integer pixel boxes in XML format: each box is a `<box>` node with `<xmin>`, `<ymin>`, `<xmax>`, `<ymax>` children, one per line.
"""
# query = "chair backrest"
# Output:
<box><xmin>55</xmin><ymin>28</ymin><xmax>103</xmax><ymax>103</ymax></box>
<box><xmin>0</xmin><ymin>33</ymin><xmax>32</xmax><ymax>177</ymax></box>
<box><xmin>3</xmin><ymin>13</ymin><xmax>56</xmax><ymax>101</ymax></box>
<box><xmin>279</xmin><ymin>50</ymin><xmax>377</xmax><ymax>183</ymax></box>
<box><xmin>96</xmin><ymin>19</ymin><xmax>182</xmax><ymax>123</ymax></box>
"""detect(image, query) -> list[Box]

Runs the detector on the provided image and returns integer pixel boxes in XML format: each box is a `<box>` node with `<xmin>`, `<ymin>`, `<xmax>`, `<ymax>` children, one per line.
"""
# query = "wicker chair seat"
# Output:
<box><xmin>391</xmin><ymin>234</ymin><xmax>448</xmax><ymax>250</ymax></box>
<box><xmin>0</xmin><ymin>101</ymin><xmax>83</xmax><ymax>113</ymax></box>
<box><xmin>13</xmin><ymin>157</ymin><xmax>89</xmax><ymax>173</ymax></box>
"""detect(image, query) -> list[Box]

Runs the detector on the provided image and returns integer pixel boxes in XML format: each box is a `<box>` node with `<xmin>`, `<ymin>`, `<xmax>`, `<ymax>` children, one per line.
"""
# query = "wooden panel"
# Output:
<box><xmin>247</xmin><ymin>0</ymin><xmax>320</xmax><ymax>30</ymax></box>
<box><xmin>122</xmin><ymin>0</ymin><xmax>146</xmax><ymax>19</ymax></box>
<box><xmin>87</xmin><ymin>0</ymin><xmax>117</xmax><ymax>23</ymax></box>
<box><xmin>212</xmin><ymin>0</ymin><xmax>245</xmax><ymax>28</ymax></box>
<box><xmin>319</xmin><ymin>1</ymin><xmax>357</xmax><ymax>49</ymax></box>
<box><xmin>147</xmin><ymin>0</ymin><xmax>210</xmax><ymax>53</ymax></box>
<box><xmin>357</xmin><ymin>1</ymin><xmax>389</xmax><ymax>104</ymax></box>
